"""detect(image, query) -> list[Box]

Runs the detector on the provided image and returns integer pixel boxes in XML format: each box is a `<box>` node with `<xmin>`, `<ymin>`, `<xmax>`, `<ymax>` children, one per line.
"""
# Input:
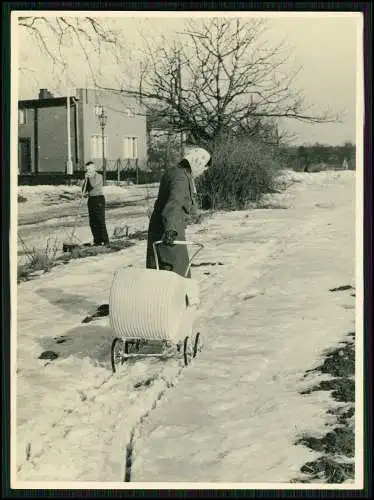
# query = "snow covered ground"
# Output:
<box><xmin>13</xmin><ymin>170</ymin><xmax>359</xmax><ymax>488</ymax></box>
<box><xmin>17</xmin><ymin>183</ymin><xmax>158</xmax><ymax>266</ymax></box>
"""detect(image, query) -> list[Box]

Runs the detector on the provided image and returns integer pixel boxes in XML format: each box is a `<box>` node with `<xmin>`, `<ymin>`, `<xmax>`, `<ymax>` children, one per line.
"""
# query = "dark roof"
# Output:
<box><xmin>19</xmin><ymin>96</ymin><xmax>79</xmax><ymax>109</ymax></box>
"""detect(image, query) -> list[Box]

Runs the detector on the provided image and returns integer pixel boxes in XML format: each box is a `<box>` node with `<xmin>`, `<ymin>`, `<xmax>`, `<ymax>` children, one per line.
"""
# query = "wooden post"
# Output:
<box><xmin>101</xmin><ymin>121</ymin><xmax>106</xmax><ymax>184</ymax></box>
<box><xmin>34</xmin><ymin>106</ymin><xmax>39</xmax><ymax>173</ymax></box>
<box><xmin>74</xmin><ymin>99</ymin><xmax>80</xmax><ymax>169</ymax></box>
<box><xmin>66</xmin><ymin>84</ymin><xmax>73</xmax><ymax>176</ymax></box>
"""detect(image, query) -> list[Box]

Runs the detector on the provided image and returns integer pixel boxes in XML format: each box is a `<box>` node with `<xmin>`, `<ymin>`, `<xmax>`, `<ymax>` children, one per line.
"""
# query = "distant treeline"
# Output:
<box><xmin>280</xmin><ymin>142</ymin><xmax>356</xmax><ymax>171</ymax></box>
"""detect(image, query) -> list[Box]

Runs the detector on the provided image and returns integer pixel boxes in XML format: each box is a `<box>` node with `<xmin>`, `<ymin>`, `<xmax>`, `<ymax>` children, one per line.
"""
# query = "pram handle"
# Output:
<box><xmin>153</xmin><ymin>240</ymin><xmax>204</xmax><ymax>278</ymax></box>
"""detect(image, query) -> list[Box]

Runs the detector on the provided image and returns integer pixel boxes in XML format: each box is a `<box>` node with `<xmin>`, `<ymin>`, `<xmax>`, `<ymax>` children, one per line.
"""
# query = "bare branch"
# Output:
<box><xmin>129</xmin><ymin>17</ymin><xmax>339</xmax><ymax>145</ymax></box>
<box><xmin>18</xmin><ymin>15</ymin><xmax>122</xmax><ymax>88</ymax></box>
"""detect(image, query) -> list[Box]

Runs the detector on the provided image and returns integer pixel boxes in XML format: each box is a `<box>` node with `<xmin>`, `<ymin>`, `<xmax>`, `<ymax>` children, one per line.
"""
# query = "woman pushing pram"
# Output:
<box><xmin>146</xmin><ymin>147</ymin><xmax>211</xmax><ymax>278</ymax></box>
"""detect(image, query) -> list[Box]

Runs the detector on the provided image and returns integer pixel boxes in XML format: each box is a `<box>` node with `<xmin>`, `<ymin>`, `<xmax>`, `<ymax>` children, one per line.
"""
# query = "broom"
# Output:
<box><xmin>62</xmin><ymin>178</ymin><xmax>87</xmax><ymax>253</ymax></box>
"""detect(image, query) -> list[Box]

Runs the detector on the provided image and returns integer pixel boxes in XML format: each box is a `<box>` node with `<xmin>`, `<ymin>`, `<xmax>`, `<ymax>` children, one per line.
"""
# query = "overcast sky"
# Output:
<box><xmin>14</xmin><ymin>12</ymin><xmax>362</xmax><ymax>146</ymax></box>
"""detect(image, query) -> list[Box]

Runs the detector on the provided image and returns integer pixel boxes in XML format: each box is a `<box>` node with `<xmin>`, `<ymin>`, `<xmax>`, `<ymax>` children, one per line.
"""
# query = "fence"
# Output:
<box><xmin>18</xmin><ymin>159</ymin><xmax>163</xmax><ymax>186</ymax></box>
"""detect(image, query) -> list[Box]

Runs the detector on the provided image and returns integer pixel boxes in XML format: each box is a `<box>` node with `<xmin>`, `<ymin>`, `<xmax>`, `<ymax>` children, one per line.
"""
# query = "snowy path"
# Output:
<box><xmin>14</xmin><ymin>171</ymin><xmax>356</xmax><ymax>484</ymax></box>
<box><xmin>131</xmin><ymin>176</ymin><xmax>356</xmax><ymax>483</ymax></box>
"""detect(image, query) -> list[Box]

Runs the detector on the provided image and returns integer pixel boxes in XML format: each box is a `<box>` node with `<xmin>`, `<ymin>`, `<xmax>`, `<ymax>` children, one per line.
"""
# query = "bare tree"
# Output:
<box><xmin>116</xmin><ymin>18</ymin><xmax>339</xmax><ymax>146</ymax></box>
<box><xmin>18</xmin><ymin>16</ymin><xmax>341</xmax><ymax>147</ymax></box>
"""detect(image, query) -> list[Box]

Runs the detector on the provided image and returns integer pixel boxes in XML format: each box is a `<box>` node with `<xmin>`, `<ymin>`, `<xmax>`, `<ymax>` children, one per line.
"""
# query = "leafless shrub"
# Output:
<box><xmin>17</xmin><ymin>234</ymin><xmax>60</xmax><ymax>281</ymax></box>
<box><xmin>196</xmin><ymin>135</ymin><xmax>282</xmax><ymax>210</ymax></box>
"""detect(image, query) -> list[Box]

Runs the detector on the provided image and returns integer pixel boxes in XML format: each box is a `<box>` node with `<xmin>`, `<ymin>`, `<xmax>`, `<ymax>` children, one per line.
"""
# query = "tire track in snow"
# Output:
<box><xmin>17</xmin><ymin>349</ymin><xmax>193</xmax><ymax>481</ymax></box>
<box><xmin>123</xmin><ymin>365</ymin><xmax>186</xmax><ymax>482</ymax></box>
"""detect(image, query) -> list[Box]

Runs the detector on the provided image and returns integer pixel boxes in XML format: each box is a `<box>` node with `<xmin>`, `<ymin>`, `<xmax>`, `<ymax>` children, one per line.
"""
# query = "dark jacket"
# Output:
<box><xmin>146</xmin><ymin>165</ymin><xmax>198</xmax><ymax>278</ymax></box>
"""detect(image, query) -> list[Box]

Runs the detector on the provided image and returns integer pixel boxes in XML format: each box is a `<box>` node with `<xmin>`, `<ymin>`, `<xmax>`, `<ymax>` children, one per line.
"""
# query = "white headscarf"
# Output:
<box><xmin>182</xmin><ymin>147</ymin><xmax>211</xmax><ymax>179</ymax></box>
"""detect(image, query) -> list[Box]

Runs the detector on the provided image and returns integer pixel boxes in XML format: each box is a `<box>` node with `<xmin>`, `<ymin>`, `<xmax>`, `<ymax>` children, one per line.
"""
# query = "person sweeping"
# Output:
<box><xmin>146</xmin><ymin>147</ymin><xmax>211</xmax><ymax>278</ymax></box>
<box><xmin>82</xmin><ymin>161</ymin><xmax>110</xmax><ymax>246</ymax></box>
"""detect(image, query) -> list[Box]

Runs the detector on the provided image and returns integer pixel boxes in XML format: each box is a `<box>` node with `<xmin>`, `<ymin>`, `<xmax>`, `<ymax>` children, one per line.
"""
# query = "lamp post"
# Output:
<box><xmin>66</xmin><ymin>86</ymin><xmax>73</xmax><ymax>177</ymax></box>
<box><xmin>98</xmin><ymin>106</ymin><xmax>108</xmax><ymax>185</ymax></box>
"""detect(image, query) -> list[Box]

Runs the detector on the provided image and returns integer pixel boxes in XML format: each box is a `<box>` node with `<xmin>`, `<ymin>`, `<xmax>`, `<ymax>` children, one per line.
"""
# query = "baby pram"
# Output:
<box><xmin>109</xmin><ymin>240</ymin><xmax>204</xmax><ymax>373</ymax></box>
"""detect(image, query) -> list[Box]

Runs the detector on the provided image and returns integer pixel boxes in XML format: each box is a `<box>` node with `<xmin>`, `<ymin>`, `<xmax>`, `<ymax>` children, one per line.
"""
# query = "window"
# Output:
<box><xmin>123</xmin><ymin>136</ymin><xmax>138</xmax><ymax>159</ymax></box>
<box><xmin>18</xmin><ymin>109</ymin><xmax>26</xmax><ymax>125</ymax></box>
<box><xmin>91</xmin><ymin>134</ymin><xmax>108</xmax><ymax>158</ymax></box>
<box><xmin>95</xmin><ymin>105</ymin><xmax>104</xmax><ymax>116</ymax></box>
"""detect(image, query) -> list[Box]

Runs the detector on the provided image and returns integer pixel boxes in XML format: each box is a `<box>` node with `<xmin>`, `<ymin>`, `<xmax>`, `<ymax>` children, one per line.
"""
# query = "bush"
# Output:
<box><xmin>17</xmin><ymin>235</ymin><xmax>137</xmax><ymax>282</ymax></box>
<box><xmin>148</xmin><ymin>133</ymin><xmax>181</xmax><ymax>170</ymax></box>
<box><xmin>195</xmin><ymin>135</ymin><xmax>282</xmax><ymax>210</ymax></box>
<box><xmin>17</xmin><ymin>236</ymin><xmax>59</xmax><ymax>281</ymax></box>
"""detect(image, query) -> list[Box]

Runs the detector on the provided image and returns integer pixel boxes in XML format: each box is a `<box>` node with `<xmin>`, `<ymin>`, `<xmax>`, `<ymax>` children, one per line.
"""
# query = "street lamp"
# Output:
<box><xmin>98</xmin><ymin>106</ymin><xmax>108</xmax><ymax>185</ymax></box>
<box><xmin>66</xmin><ymin>86</ymin><xmax>73</xmax><ymax>176</ymax></box>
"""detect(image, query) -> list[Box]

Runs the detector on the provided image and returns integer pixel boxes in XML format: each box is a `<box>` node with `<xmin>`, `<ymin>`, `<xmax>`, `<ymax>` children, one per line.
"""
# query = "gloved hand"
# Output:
<box><xmin>162</xmin><ymin>230</ymin><xmax>177</xmax><ymax>246</ymax></box>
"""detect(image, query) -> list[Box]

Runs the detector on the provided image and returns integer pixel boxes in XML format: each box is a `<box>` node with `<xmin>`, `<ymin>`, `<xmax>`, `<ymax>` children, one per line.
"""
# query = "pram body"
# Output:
<box><xmin>109</xmin><ymin>241</ymin><xmax>203</xmax><ymax>372</ymax></box>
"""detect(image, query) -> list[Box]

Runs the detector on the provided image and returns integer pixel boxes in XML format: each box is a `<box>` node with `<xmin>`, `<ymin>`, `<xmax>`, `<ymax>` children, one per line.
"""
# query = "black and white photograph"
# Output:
<box><xmin>10</xmin><ymin>8</ymin><xmax>364</xmax><ymax>489</ymax></box>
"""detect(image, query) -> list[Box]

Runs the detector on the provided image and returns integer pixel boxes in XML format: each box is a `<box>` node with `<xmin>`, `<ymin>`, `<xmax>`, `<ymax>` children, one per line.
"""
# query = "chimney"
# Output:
<box><xmin>39</xmin><ymin>88</ymin><xmax>54</xmax><ymax>99</ymax></box>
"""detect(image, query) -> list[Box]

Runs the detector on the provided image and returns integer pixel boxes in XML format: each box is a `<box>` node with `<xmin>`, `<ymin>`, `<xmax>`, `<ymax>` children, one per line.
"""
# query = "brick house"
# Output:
<box><xmin>18</xmin><ymin>88</ymin><xmax>147</xmax><ymax>175</ymax></box>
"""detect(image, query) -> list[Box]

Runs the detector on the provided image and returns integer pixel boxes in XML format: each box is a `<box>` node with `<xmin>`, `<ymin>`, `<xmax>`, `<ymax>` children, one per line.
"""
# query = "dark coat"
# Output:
<box><xmin>146</xmin><ymin>165</ymin><xmax>198</xmax><ymax>278</ymax></box>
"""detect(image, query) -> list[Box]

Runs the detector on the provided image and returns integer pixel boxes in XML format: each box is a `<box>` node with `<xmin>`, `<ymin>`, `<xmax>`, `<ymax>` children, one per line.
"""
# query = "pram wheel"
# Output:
<box><xmin>193</xmin><ymin>332</ymin><xmax>201</xmax><ymax>358</ymax></box>
<box><xmin>111</xmin><ymin>338</ymin><xmax>125</xmax><ymax>373</ymax></box>
<box><xmin>183</xmin><ymin>336</ymin><xmax>193</xmax><ymax>366</ymax></box>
